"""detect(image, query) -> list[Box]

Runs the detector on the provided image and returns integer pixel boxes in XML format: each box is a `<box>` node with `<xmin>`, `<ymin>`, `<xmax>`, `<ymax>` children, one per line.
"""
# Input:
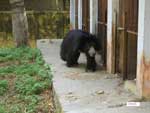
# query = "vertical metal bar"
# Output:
<box><xmin>114</xmin><ymin>11</ymin><xmax>118</xmax><ymax>73</ymax></box>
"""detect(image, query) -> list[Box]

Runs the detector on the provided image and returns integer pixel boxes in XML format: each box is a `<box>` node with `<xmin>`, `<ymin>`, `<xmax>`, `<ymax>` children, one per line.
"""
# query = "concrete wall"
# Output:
<box><xmin>137</xmin><ymin>0</ymin><xmax>150</xmax><ymax>98</ymax></box>
<box><xmin>143</xmin><ymin>1</ymin><xmax>150</xmax><ymax>60</ymax></box>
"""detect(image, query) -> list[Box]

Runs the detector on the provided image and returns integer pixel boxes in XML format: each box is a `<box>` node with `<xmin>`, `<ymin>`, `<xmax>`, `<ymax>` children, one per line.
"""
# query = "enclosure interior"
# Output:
<box><xmin>97</xmin><ymin>0</ymin><xmax>108</xmax><ymax>68</ymax></box>
<box><xmin>82</xmin><ymin>0</ymin><xmax>90</xmax><ymax>32</ymax></box>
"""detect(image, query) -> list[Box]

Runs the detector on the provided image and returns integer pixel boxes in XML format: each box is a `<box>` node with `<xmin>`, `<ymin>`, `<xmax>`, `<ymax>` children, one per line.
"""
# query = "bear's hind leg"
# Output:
<box><xmin>66</xmin><ymin>52</ymin><xmax>80</xmax><ymax>67</ymax></box>
<box><xmin>73</xmin><ymin>52</ymin><xmax>80</xmax><ymax>65</ymax></box>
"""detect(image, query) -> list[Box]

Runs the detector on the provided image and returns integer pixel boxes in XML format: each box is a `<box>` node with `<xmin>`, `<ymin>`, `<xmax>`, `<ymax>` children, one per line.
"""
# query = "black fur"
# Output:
<box><xmin>60</xmin><ymin>30</ymin><xmax>101</xmax><ymax>71</ymax></box>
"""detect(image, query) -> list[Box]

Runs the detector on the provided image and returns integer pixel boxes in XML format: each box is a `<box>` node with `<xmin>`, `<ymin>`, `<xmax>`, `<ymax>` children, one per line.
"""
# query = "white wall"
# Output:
<box><xmin>78</xmin><ymin>0</ymin><xmax>82</xmax><ymax>30</ymax></box>
<box><xmin>90</xmin><ymin>0</ymin><xmax>98</xmax><ymax>34</ymax></box>
<box><xmin>143</xmin><ymin>1</ymin><xmax>150</xmax><ymax>60</ymax></box>
<box><xmin>137</xmin><ymin>0</ymin><xmax>150</xmax><ymax>98</ymax></box>
<box><xmin>70</xmin><ymin>0</ymin><xmax>76</xmax><ymax>29</ymax></box>
<box><xmin>107</xmin><ymin>0</ymin><xmax>119</xmax><ymax>73</ymax></box>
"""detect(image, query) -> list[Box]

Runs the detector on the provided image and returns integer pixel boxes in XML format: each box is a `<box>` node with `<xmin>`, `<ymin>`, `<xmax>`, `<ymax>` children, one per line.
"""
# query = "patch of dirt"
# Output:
<box><xmin>0</xmin><ymin>74</ymin><xmax>54</xmax><ymax>113</ymax></box>
<box><xmin>0</xmin><ymin>61</ymin><xmax>19</xmax><ymax>67</ymax></box>
<box><xmin>0</xmin><ymin>70</ymin><xmax>54</xmax><ymax>113</ymax></box>
<box><xmin>64</xmin><ymin>71</ymin><xmax>105</xmax><ymax>80</ymax></box>
<box><xmin>0</xmin><ymin>74</ymin><xmax>17</xmax><ymax>106</ymax></box>
<box><xmin>37</xmin><ymin>89</ymin><xmax>54</xmax><ymax>113</ymax></box>
<box><xmin>65</xmin><ymin>92</ymin><xmax>79</xmax><ymax>102</ymax></box>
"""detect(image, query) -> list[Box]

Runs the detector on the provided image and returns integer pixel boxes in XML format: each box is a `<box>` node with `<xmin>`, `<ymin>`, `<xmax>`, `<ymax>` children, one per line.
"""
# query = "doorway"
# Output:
<box><xmin>82</xmin><ymin>0</ymin><xmax>90</xmax><ymax>32</ymax></box>
<box><xmin>115</xmin><ymin>0</ymin><xmax>138</xmax><ymax>80</ymax></box>
<box><xmin>97</xmin><ymin>0</ymin><xmax>108</xmax><ymax>67</ymax></box>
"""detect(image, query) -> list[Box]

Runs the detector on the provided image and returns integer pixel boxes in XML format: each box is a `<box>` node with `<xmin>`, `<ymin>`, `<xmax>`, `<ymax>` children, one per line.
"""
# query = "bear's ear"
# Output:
<box><xmin>89</xmin><ymin>34</ymin><xmax>97</xmax><ymax>39</ymax></box>
<box><xmin>91</xmin><ymin>36</ymin><xmax>102</xmax><ymax>51</ymax></box>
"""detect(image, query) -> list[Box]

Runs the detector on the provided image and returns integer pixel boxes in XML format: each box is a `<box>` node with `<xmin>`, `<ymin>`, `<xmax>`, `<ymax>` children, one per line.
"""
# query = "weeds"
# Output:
<box><xmin>0</xmin><ymin>105</ymin><xmax>6</xmax><ymax>113</ymax></box>
<box><xmin>0</xmin><ymin>47</ymin><xmax>53</xmax><ymax>113</ymax></box>
<box><xmin>0</xmin><ymin>80</ymin><xmax>8</xmax><ymax>96</ymax></box>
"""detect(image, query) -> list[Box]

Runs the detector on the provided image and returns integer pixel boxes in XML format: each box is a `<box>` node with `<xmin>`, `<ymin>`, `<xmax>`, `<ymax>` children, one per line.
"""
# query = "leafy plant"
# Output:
<box><xmin>0</xmin><ymin>47</ymin><xmax>42</xmax><ymax>63</ymax></box>
<box><xmin>0</xmin><ymin>80</ymin><xmax>8</xmax><ymax>95</ymax></box>
<box><xmin>0</xmin><ymin>105</ymin><xmax>6</xmax><ymax>113</ymax></box>
<box><xmin>9</xmin><ymin>104</ymin><xmax>21</xmax><ymax>113</ymax></box>
<box><xmin>0</xmin><ymin>65</ymin><xmax>16</xmax><ymax>76</ymax></box>
<box><xmin>0</xmin><ymin>47</ymin><xmax>53</xmax><ymax>112</ymax></box>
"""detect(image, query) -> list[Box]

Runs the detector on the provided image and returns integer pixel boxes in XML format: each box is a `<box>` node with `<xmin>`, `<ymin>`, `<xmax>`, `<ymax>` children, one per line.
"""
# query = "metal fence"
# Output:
<box><xmin>0</xmin><ymin>11</ymin><xmax>70</xmax><ymax>41</ymax></box>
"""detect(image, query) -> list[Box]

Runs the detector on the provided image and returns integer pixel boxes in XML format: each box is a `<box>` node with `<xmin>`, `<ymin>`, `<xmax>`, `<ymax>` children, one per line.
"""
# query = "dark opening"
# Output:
<box><xmin>97</xmin><ymin>0</ymin><xmax>108</xmax><ymax>68</ymax></box>
<box><xmin>82</xmin><ymin>0</ymin><xmax>90</xmax><ymax>32</ymax></box>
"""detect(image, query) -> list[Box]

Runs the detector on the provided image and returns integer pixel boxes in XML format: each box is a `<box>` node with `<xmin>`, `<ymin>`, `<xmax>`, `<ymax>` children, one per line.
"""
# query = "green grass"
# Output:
<box><xmin>0</xmin><ymin>47</ymin><xmax>53</xmax><ymax>113</ymax></box>
<box><xmin>0</xmin><ymin>80</ymin><xmax>8</xmax><ymax>96</ymax></box>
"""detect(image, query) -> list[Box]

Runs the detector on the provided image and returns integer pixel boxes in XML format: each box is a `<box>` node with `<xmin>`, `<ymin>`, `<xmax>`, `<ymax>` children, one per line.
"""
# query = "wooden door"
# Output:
<box><xmin>116</xmin><ymin>0</ymin><xmax>138</xmax><ymax>80</ymax></box>
<box><xmin>82</xmin><ymin>0</ymin><xmax>90</xmax><ymax>32</ymax></box>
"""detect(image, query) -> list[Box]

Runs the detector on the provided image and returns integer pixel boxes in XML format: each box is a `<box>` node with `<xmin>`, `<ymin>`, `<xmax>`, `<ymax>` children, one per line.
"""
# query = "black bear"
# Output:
<box><xmin>60</xmin><ymin>30</ymin><xmax>101</xmax><ymax>72</ymax></box>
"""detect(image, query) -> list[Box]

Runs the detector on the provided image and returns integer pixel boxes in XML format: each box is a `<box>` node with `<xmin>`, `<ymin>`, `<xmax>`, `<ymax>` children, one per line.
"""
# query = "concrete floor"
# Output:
<box><xmin>37</xmin><ymin>39</ymin><xmax>150</xmax><ymax>113</ymax></box>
